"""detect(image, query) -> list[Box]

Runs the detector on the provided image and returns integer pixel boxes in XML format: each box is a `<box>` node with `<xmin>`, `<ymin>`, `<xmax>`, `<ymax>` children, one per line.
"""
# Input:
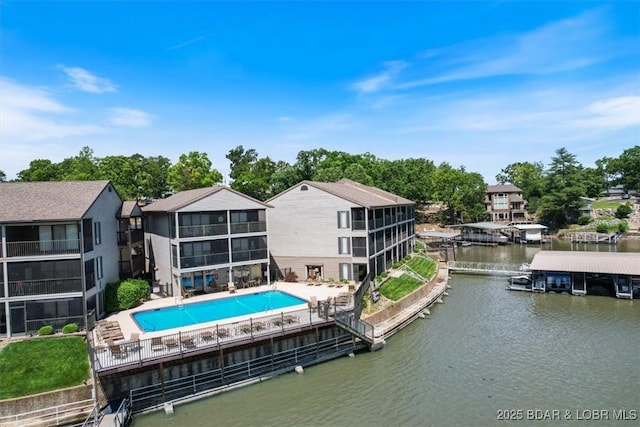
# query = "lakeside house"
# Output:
<box><xmin>485</xmin><ymin>184</ymin><xmax>528</xmax><ymax>223</ymax></box>
<box><xmin>0</xmin><ymin>181</ymin><xmax>126</xmax><ymax>337</ymax></box>
<box><xmin>266</xmin><ymin>179</ymin><xmax>416</xmax><ymax>283</ymax></box>
<box><xmin>142</xmin><ymin>186</ymin><xmax>272</xmax><ymax>298</ymax></box>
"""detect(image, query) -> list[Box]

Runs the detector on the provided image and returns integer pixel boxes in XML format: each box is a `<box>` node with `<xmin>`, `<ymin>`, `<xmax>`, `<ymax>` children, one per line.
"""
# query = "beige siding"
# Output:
<box><xmin>268</xmin><ymin>185</ymin><xmax>358</xmax><ymax>259</ymax></box>
<box><xmin>148</xmin><ymin>233</ymin><xmax>172</xmax><ymax>289</ymax></box>
<box><xmin>272</xmin><ymin>255</ymin><xmax>345</xmax><ymax>282</ymax></box>
<box><xmin>178</xmin><ymin>188</ymin><xmax>267</xmax><ymax>212</ymax></box>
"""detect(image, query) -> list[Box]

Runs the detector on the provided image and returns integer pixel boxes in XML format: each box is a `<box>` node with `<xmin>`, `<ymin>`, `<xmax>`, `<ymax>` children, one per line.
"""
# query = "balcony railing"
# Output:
<box><xmin>6</xmin><ymin>239</ymin><xmax>81</xmax><ymax>257</ymax></box>
<box><xmin>8</xmin><ymin>277</ymin><xmax>83</xmax><ymax>296</ymax></box>
<box><xmin>231</xmin><ymin>249</ymin><xmax>268</xmax><ymax>263</ymax></box>
<box><xmin>119</xmin><ymin>257</ymin><xmax>145</xmax><ymax>276</ymax></box>
<box><xmin>180</xmin><ymin>253</ymin><xmax>229</xmax><ymax>269</ymax></box>
<box><xmin>179</xmin><ymin>224</ymin><xmax>228</xmax><ymax>238</ymax></box>
<box><xmin>230</xmin><ymin>221</ymin><xmax>267</xmax><ymax>234</ymax></box>
<box><xmin>353</xmin><ymin>247</ymin><xmax>367</xmax><ymax>258</ymax></box>
<box><xmin>351</xmin><ymin>220</ymin><xmax>366</xmax><ymax>230</ymax></box>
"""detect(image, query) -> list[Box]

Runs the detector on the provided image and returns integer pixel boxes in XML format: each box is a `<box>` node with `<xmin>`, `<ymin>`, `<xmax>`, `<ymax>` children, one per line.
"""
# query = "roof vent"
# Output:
<box><xmin>301</xmin><ymin>185</ymin><xmax>308</xmax><ymax>191</ymax></box>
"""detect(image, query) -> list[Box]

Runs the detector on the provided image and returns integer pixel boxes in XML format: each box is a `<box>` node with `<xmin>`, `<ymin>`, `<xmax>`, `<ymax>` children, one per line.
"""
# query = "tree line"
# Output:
<box><xmin>1</xmin><ymin>145</ymin><xmax>638</xmax><ymax>229</ymax></box>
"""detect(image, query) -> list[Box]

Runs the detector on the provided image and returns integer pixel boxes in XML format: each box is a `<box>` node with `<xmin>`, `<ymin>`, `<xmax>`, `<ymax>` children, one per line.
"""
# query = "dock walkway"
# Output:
<box><xmin>447</xmin><ymin>261</ymin><xmax>529</xmax><ymax>276</ymax></box>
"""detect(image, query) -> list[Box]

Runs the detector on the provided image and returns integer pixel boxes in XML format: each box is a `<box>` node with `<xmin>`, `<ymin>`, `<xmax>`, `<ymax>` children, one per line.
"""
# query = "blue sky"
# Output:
<box><xmin>1</xmin><ymin>1</ymin><xmax>639</xmax><ymax>183</ymax></box>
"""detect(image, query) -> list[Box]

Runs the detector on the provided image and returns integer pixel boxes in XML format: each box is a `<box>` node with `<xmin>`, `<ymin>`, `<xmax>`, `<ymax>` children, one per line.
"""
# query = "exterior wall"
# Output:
<box><xmin>271</xmin><ymin>255</ymin><xmax>345</xmax><ymax>282</ymax></box>
<box><xmin>268</xmin><ymin>185</ymin><xmax>359</xmax><ymax>259</ymax></box>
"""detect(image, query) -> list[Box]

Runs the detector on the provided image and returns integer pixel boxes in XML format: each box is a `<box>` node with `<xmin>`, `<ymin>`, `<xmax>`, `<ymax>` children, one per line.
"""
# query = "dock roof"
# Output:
<box><xmin>529</xmin><ymin>251</ymin><xmax>640</xmax><ymax>276</ymax></box>
<box><xmin>417</xmin><ymin>231</ymin><xmax>461</xmax><ymax>239</ymax></box>
<box><xmin>449</xmin><ymin>222</ymin><xmax>513</xmax><ymax>231</ymax></box>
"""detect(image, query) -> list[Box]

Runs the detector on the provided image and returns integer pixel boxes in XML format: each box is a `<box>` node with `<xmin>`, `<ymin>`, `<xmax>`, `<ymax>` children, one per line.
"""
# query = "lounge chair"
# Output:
<box><xmin>239</xmin><ymin>324</ymin><xmax>252</xmax><ymax>334</ymax></box>
<box><xmin>217</xmin><ymin>328</ymin><xmax>230</xmax><ymax>338</ymax></box>
<box><xmin>164</xmin><ymin>337</ymin><xmax>179</xmax><ymax>350</ymax></box>
<box><xmin>283</xmin><ymin>314</ymin><xmax>299</xmax><ymax>324</ymax></box>
<box><xmin>252</xmin><ymin>321</ymin><xmax>266</xmax><ymax>332</ymax></box>
<box><xmin>127</xmin><ymin>333</ymin><xmax>140</xmax><ymax>351</ymax></box>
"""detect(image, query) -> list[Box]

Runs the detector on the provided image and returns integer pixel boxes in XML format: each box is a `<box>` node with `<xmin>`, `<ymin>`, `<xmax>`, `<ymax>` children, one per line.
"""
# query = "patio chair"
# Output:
<box><xmin>107</xmin><ymin>339</ymin><xmax>128</xmax><ymax>359</ymax></box>
<box><xmin>127</xmin><ymin>333</ymin><xmax>140</xmax><ymax>351</ymax></box>
<box><xmin>201</xmin><ymin>330</ymin><xmax>216</xmax><ymax>342</ymax></box>
<box><xmin>217</xmin><ymin>328</ymin><xmax>230</xmax><ymax>338</ymax></box>
<box><xmin>164</xmin><ymin>337</ymin><xmax>179</xmax><ymax>350</ymax></box>
<box><xmin>181</xmin><ymin>335</ymin><xmax>196</xmax><ymax>349</ymax></box>
<box><xmin>151</xmin><ymin>337</ymin><xmax>164</xmax><ymax>351</ymax></box>
<box><xmin>252</xmin><ymin>321</ymin><xmax>266</xmax><ymax>332</ymax></box>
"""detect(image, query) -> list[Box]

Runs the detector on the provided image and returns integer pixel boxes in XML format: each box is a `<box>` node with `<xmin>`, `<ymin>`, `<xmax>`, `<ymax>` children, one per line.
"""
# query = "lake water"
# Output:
<box><xmin>133</xmin><ymin>241</ymin><xmax>640</xmax><ymax>426</ymax></box>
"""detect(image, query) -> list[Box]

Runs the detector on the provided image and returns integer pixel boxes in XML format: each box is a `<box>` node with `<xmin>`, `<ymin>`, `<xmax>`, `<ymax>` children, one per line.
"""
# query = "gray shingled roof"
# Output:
<box><xmin>530</xmin><ymin>251</ymin><xmax>640</xmax><ymax>275</ymax></box>
<box><xmin>142</xmin><ymin>185</ymin><xmax>272</xmax><ymax>213</ymax></box>
<box><xmin>120</xmin><ymin>201</ymin><xmax>143</xmax><ymax>218</ymax></box>
<box><xmin>0</xmin><ymin>181</ymin><xmax>115</xmax><ymax>223</ymax></box>
<box><xmin>449</xmin><ymin>222</ymin><xmax>513</xmax><ymax>230</ymax></box>
<box><xmin>487</xmin><ymin>184</ymin><xmax>522</xmax><ymax>193</ymax></box>
<box><xmin>290</xmin><ymin>179</ymin><xmax>414</xmax><ymax>208</ymax></box>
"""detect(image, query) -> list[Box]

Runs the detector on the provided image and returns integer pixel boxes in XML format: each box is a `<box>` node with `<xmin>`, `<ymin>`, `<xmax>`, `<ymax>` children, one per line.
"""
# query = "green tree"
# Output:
<box><xmin>18</xmin><ymin>159</ymin><xmax>62</xmax><ymax>181</ymax></box>
<box><xmin>62</xmin><ymin>146</ymin><xmax>101</xmax><ymax>181</ymax></box>
<box><xmin>537</xmin><ymin>148</ymin><xmax>586</xmax><ymax>229</ymax></box>
<box><xmin>138</xmin><ymin>156</ymin><xmax>171</xmax><ymax>199</ymax></box>
<box><xmin>98</xmin><ymin>154</ymin><xmax>171</xmax><ymax>199</ymax></box>
<box><xmin>0</xmin><ymin>170</ymin><xmax>6</xmax><ymax>182</ymax></box>
<box><xmin>432</xmin><ymin>163</ymin><xmax>487</xmax><ymax>224</ymax></box>
<box><xmin>374</xmin><ymin>158</ymin><xmax>435</xmax><ymax>205</ymax></box>
<box><xmin>167</xmin><ymin>151</ymin><xmax>222</xmax><ymax>192</ymax></box>
<box><xmin>609</xmin><ymin>146</ymin><xmax>640</xmax><ymax>192</ymax></box>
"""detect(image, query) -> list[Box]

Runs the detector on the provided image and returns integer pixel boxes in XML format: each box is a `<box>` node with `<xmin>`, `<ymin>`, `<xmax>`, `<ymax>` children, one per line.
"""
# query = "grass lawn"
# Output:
<box><xmin>591</xmin><ymin>200</ymin><xmax>625</xmax><ymax>209</ymax></box>
<box><xmin>0</xmin><ymin>336</ymin><xmax>89</xmax><ymax>399</ymax></box>
<box><xmin>406</xmin><ymin>256</ymin><xmax>437</xmax><ymax>279</ymax></box>
<box><xmin>380</xmin><ymin>275</ymin><xmax>423</xmax><ymax>301</ymax></box>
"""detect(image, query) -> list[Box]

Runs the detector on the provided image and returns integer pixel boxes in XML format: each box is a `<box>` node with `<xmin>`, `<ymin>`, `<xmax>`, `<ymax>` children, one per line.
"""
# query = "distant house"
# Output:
<box><xmin>485</xmin><ymin>184</ymin><xmax>528</xmax><ymax>223</ymax></box>
<box><xmin>142</xmin><ymin>186</ymin><xmax>271</xmax><ymax>297</ymax></box>
<box><xmin>0</xmin><ymin>181</ymin><xmax>123</xmax><ymax>337</ymax></box>
<box><xmin>266</xmin><ymin>179</ymin><xmax>415</xmax><ymax>284</ymax></box>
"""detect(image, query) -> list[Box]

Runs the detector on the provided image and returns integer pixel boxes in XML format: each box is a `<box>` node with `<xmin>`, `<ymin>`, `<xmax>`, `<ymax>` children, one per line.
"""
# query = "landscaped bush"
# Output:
<box><xmin>618</xmin><ymin>221</ymin><xmax>629</xmax><ymax>233</ymax></box>
<box><xmin>105</xmin><ymin>278</ymin><xmax>151</xmax><ymax>313</ymax></box>
<box><xmin>284</xmin><ymin>271</ymin><xmax>299</xmax><ymax>282</ymax></box>
<box><xmin>578</xmin><ymin>215</ymin><xmax>592</xmax><ymax>225</ymax></box>
<box><xmin>616</xmin><ymin>204</ymin><xmax>632</xmax><ymax>219</ymax></box>
<box><xmin>61</xmin><ymin>323</ymin><xmax>79</xmax><ymax>334</ymax></box>
<box><xmin>38</xmin><ymin>325</ymin><xmax>54</xmax><ymax>336</ymax></box>
<box><xmin>596</xmin><ymin>223</ymin><xmax>609</xmax><ymax>233</ymax></box>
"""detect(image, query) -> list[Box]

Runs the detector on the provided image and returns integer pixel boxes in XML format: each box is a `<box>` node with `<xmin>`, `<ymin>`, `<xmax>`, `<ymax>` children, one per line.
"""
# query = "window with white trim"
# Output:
<box><xmin>337</xmin><ymin>211</ymin><xmax>350</xmax><ymax>229</ymax></box>
<box><xmin>96</xmin><ymin>256</ymin><xmax>103</xmax><ymax>280</ymax></box>
<box><xmin>94</xmin><ymin>222</ymin><xmax>102</xmax><ymax>245</ymax></box>
<box><xmin>338</xmin><ymin>237</ymin><xmax>351</xmax><ymax>254</ymax></box>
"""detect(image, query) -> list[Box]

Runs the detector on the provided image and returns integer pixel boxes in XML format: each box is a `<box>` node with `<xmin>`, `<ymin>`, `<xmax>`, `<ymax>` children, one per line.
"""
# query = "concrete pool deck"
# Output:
<box><xmin>101</xmin><ymin>281</ymin><xmax>351</xmax><ymax>341</ymax></box>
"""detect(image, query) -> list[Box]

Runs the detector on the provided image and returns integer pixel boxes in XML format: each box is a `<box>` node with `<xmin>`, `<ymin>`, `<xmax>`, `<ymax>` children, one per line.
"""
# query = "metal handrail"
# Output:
<box><xmin>0</xmin><ymin>398</ymin><xmax>95</xmax><ymax>425</ymax></box>
<box><xmin>6</xmin><ymin>239</ymin><xmax>81</xmax><ymax>257</ymax></box>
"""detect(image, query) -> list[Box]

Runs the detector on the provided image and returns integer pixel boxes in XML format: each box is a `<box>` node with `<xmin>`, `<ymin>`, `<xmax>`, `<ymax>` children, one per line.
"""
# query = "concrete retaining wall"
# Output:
<box><xmin>0</xmin><ymin>385</ymin><xmax>93</xmax><ymax>417</ymax></box>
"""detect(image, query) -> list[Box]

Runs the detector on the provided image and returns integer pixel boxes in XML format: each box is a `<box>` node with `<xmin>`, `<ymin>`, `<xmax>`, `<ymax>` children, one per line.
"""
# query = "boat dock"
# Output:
<box><xmin>569</xmin><ymin>231</ymin><xmax>621</xmax><ymax>244</ymax></box>
<box><xmin>447</xmin><ymin>261</ymin><xmax>529</xmax><ymax>276</ymax></box>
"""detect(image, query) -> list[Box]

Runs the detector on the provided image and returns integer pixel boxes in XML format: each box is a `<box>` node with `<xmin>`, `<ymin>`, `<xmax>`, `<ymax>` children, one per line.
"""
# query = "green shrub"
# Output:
<box><xmin>596</xmin><ymin>224</ymin><xmax>609</xmax><ymax>233</ymax></box>
<box><xmin>392</xmin><ymin>261</ymin><xmax>403</xmax><ymax>269</ymax></box>
<box><xmin>105</xmin><ymin>279</ymin><xmax>151</xmax><ymax>313</ymax></box>
<box><xmin>616</xmin><ymin>204</ymin><xmax>632</xmax><ymax>219</ymax></box>
<box><xmin>61</xmin><ymin>323</ymin><xmax>79</xmax><ymax>334</ymax></box>
<box><xmin>618</xmin><ymin>221</ymin><xmax>629</xmax><ymax>233</ymax></box>
<box><xmin>380</xmin><ymin>271</ymin><xmax>388</xmax><ymax>278</ymax></box>
<box><xmin>38</xmin><ymin>325</ymin><xmax>54</xmax><ymax>336</ymax></box>
<box><xmin>578</xmin><ymin>215</ymin><xmax>592</xmax><ymax>225</ymax></box>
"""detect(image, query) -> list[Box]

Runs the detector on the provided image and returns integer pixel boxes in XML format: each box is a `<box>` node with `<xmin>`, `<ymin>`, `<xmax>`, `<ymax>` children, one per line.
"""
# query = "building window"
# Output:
<box><xmin>83</xmin><ymin>219</ymin><xmax>93</xmax><ymax>252</ymax></box>
<box><xmin>94</xmin><ymin>222</ymin><xmax>102</xmax><ymax>245</ymax></box>
<box><xmin>96</xmin><ymin>256</ymin><xmax>103</xmax><ymax>280</ymax></box>
<box><xmin>337</xmin><ymin>211</ymin><xmax>350</xmax><ymax>229</ymax></box>
<box><xmin>352</xmin><ymin>237</ymin><xmax>367</xmax><ymax>257</ymax></box>
<box><xmin>339</xmin><ymin>263</ymin><xmax>351</xmax><ymax>281</ymax></box>
<box><xmin>85</xmin><ymin>259</ymin><xmax>95</xmax><ymax>291</ymax></box>
<box><xmin>338</xmin><ymin>237</ymin><xmax>350</xmax><ymax>254</ymax></box>
<box><xmin>493</xmin><ymin>194</ymin><xmax>508</xmax><ymax>210</ymax></box>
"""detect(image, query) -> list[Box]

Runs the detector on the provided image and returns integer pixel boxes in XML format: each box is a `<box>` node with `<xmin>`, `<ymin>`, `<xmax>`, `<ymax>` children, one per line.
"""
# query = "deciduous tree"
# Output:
<box><xmin>167</xmin><ymin>151</ymin><xmax>222</xmax><ymax>192</ymax></box>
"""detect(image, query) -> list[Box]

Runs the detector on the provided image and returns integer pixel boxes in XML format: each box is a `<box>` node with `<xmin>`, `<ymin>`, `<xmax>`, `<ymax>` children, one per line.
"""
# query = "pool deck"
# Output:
<box><xmin>101</xmin><ymin>281</ymin><xmax>351</xmax><ymax>342</ymax></box>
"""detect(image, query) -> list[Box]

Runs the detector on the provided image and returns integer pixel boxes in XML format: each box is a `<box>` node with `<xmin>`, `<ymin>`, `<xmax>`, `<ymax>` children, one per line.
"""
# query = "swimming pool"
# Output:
<box><xmin>132</xmin><ymin>290</ymin><xmax>307</xmax><ymax>332</ymax></box>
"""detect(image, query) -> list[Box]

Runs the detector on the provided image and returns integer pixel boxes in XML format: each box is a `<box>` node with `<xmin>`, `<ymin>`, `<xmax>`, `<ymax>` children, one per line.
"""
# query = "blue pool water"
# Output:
<box><xmin>132</xmin><ymin>290</ymin><xmax>307</xmax><ymax>332</ymax></box>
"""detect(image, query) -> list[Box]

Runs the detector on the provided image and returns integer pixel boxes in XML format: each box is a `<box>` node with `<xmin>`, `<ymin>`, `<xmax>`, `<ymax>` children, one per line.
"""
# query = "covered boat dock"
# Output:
<box><xmin>449</xmin><ymin>222</ymin><xmax>510</xmax><ymax>245</ymax></box>
<box><xmin>528</xmin><ymin>251</ymin><xmax>640</xmax><ymax>298</ymax></box>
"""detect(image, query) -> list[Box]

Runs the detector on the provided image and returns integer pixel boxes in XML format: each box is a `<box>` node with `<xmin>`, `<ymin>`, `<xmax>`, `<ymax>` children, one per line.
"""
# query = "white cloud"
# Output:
<box><xmin>58</xmin><ymin>65</ymin><xmax>117</xmax><ymax>93</ymax></box>
<box><xmin>572</xmin><ymin>96</ymin><xmax>640</xmax><ymax>129</ymax></box>
<box><xmin>108</xmin><ymin>107</ymin><xmax>154</xmax><ymax>127</ymax></box>
<box><xmin>283</xmin><ymin>113</ymin><xmax>355</xmax><ymax>141</ymax></box>
<box><xmin>394</xmin><ymin>9</ymin><xmax>612</xmax><ymax>89</ymax></box>
<box><xmin>351</xmin><ymin>61</ymin><xmax>408</xmax><ymax>94</ymax></box>
<box><xmin>0</xmin><ymin>77</ymin><xmax>105</xmax><ymax>178</ymax></box>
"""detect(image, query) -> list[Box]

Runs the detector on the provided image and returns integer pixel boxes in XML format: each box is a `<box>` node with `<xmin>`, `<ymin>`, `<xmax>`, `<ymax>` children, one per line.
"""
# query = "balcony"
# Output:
<box><xmin>119</xmin><ymin>256</ymin><xmax>145</xmax><ymax>278</ymax></box>
<box><xmin>180</xmin><ymin>253</ymin><xmax>229</xmax><ymax>269</ymax></box>
<box><xmin>8</xmin><ymin>277</ymin><xmax>83</xmax><ymax>296</ymax></box>
<box><xmin>117</xmin><ymin>229</ymin><xmax>144</xmax><ymax>245</ymax></box>
<box><xmin>230</xmin><ymin>221</ymin><xmax>267</xmax><ymax>234</ymax></box>
<box><xmin>179</xmin><ymin>224</ymin><xmax>228</xmax><ymax>238</ymax></box>
<box><xmin>6</xmin><ymin>239</ymin><xmax>81</xmax><ymax>257</ymax></box>
<box><xmin>352</xmin><ymin>220</ymin><xmax>366</xmax><ymax>230</ymax></box>
<box><xmin>231</xmin><ymin>249</ymin><xmax>268</xmax><ymax>263</ymax></box>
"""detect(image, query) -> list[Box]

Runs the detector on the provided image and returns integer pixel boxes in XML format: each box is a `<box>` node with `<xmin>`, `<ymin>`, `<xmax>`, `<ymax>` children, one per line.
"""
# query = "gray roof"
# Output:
<box><xmin>487</xmin><ymin>184</ymin><xmax>522</xmax><ymax>193</ymax></box>
<box><xmin>0</xmin><ymin>181</ymin><xmax>116</xmax><ymax>223</ymax></box>
<box><xmin>417</xmin><ymin>231</ymin><xmax>461</xmax><ymax>239</ymax></box>
<box><xmin>530</xmin><ymin>251</ymin><xmax>640</xmax><ymax>276</ymax></box>
<box><xmin>273</xmin><ymin>179</ymin><xmax>414</xmax><ymax>208</ymax></box>
<box><xmin>513</xmin><ymin>224</ymin><xmax>547</xmax><ymax>230</ymax></box>
<box><xmin>449</xmin><ymin>222</ymin><xmax>513</xmax><ymax>231</ymax></box>
<box><xmin>142</xmin><ymin>185</ymin><xmax>272</xmax><ymax>213</ymax></box>
<box><xmin>120</xmin><ymin>201</ymin><xmax>143</xmax><ymax>218</ymax></box>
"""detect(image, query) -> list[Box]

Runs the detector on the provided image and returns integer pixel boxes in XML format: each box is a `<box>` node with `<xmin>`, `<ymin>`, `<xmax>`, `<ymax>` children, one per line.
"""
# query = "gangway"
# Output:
<box><xmin>447</xmin><ymin>261</ymin><xmax>530</xmax><ymax>276</ymax></box>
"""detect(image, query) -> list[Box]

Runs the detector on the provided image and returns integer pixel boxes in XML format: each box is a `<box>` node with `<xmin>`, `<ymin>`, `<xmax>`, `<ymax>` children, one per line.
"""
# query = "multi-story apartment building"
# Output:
<box><xmin>267</xmin><ymin>179</ymin><xmax>415</xmax><ymax>284</ymax></box>
<box><xmin>485</xmin><ymin>184</ymin><xmax>528</xmax><ymax>223</ymax></box>
<box><xmin>0</xmin><ymin>181</ymin><xmax>123</xmax><ymax>337</ymax></box>
<box><xmin>142</xmin><ymin>186</ymin><xmax>271</xmax><ymax>297</ymax></box>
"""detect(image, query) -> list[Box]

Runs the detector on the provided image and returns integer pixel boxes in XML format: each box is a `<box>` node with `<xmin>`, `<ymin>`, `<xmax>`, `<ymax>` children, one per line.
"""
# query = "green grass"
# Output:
<box><xmin>380</xmin><ymin>275</ymin><xmax>424</xmax><ymax>301</ymax></box>
<box><xmin>406</xmin><ymin>256</ymin><xmax>437</xmax><ymax>279</ymax></box>
<box><xmin>591</xmin><ymin>200</ymin><xmax>625</xmax><ymax>209</ymax></box>
<box><xmin>0</xmin><ymin>337</ymin><xmax>89</xmax><ymax>399</ymax></box>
